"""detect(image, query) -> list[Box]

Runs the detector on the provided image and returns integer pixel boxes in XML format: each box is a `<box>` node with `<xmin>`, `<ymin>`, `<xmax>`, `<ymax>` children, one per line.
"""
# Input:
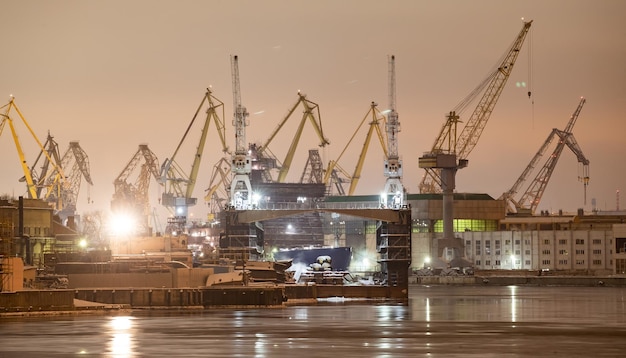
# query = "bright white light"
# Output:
<box><xmin>78</xmin><ymin>239</ymin><xmax>88</xmax><ymax>248</ymax></box>
<box><xmin>109</xmin><ymin>213</ymin><xmax>137</xmax><ymax>236</ymax></box>
<box><xmin>252</xmin><ymin>192</ymin><xmax>261</xmax><ymax>206</ymax></box>
<box><xmin>362</xmin><ymin>257</ymin><xmax>370</xmax><ymax>268</ymax></box>
<box><xmin>424</xmin><ymin>256</ymin><xmax>431</xmax><ymax>264</ymax></box>
<box><xmin>110</xmin><ymin>316</ymin><xmax>132</xmax><ymax>331</ymax></box>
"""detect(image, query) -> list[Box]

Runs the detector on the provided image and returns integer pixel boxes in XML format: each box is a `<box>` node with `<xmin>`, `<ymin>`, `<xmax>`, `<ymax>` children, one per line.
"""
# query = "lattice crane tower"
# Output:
<box><xmin>230</xmin><ymin>55</ymin><xmax>254</xmax><ymax>209</ymax></box>
<box><xmin>381</xmin><ymin>55</ymin><xmax>405</xmax><ymax>209</ymax></box>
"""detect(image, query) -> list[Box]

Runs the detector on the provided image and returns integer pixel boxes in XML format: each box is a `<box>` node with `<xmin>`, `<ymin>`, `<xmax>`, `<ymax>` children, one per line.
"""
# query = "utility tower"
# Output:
<box><xmin>230</xmin><ymin>55</ymin><xmax>254</xmax><ymax>209</ymax></box>
<box><xmin>381</xmin><ymin>55</ymin><xmax>405</xmax><ymax>208</ymax></box>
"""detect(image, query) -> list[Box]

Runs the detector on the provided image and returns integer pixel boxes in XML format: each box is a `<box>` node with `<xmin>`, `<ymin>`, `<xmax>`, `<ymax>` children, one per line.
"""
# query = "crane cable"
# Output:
<box><xmin>527</xmin><ymin>26</ymin><xmax>534</xmax><ymax>128</ymax></box>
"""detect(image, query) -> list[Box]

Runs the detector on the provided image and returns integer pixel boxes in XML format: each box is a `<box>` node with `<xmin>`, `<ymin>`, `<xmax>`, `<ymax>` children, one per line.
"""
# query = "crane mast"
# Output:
<box><xmin>502</xmin><ymin>98</ymin><xmax>589</xmax><ymax>215</ymax></box>
<box><xmin>419</xmin><ymin>20</ymin><xmax>533</xmax><ymax>194</ymax></box>
<box><xmin>230</xmin><ymin>55</ymin><xmax>254</xmax><ymax>209</ymax></box>
<box><xmin>381</xmin><ymin>55</ymin><xmax>405</xmax><ymax>208</ymax></box>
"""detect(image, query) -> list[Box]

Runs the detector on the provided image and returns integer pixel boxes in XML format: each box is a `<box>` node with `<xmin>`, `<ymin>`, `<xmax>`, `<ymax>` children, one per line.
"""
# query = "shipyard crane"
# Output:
<box><xmin>323</xmin><ymin>101</ymin><xmax>388</xmax><ymax>196</ymax></box>
<box><xmin>300</xmin><ymin>149</ymin><xmax>325</xmax><ymax>185</ymax></box>
<box><xmin>255</xmin><ymin>92</ymin><xmax>329</xmax><ymax>183</ymax></box>
<box><xmin>0</xmin><ymin>97</ymin><xmax>67</xmax><ymax>207</ymax></box>
<box><xmin>500</xmin><ymin>98</ymin><xmax>589</xmax><ymax>215</ymax></box>
<box><xmin>381</xmin><ymin>55</ymin><xmax>405</xmax><ymax>209</ymax></box>
<box><xmin>112</xmin><ymin>144</ymin><xmax>161</xmax><ymax>235</ymax></box>
<box><xmin>55</xmin><ymin>141</ymin><xmax>93</xmax><ymax>221</ymax></box>
<box><xmin>204</xmin><ymin>157</ymin><xmax>232</xmax><ymax>219</ymax></box>
<box><xmin>24</xmin><ymin>135</ymin><xmax>92</xmax><ymax>221</ymax></box>
<box><xmin>418</xmin><ymin>20</ymin><xmax>532</xmax><ymax>242</ymax></box>
<box><xmin>418</xmin><ymin>20</ymin><xmax>533</xmax><ymax>194</ymax></box>
<box><xmin>160</xmin><ymin>88</ymin><xmax>226</xmax><ymax>232</ymax></box>
<box><xmin>27</xmin><ymin>132</ymin><xmax>63</xmax><ymax>201</ymax></box>
<box><xmin>229</xmin><ymin>55</ymin><xmax>254</xmax><ymax>209</ymax></box>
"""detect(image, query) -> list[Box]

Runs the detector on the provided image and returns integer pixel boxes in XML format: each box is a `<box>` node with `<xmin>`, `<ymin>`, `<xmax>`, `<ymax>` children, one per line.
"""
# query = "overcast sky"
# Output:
<box><xmin>1</xmin><ymin>0</ymin><xmax>625</xmax><ymax>222</ymax></box>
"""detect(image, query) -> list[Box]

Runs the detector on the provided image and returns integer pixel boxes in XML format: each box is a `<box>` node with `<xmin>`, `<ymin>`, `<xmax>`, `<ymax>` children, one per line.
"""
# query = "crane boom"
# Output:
<box><xmin>502</xmin><ymin>98</ymin><xmax>589</xmax><ymax>215</ymax></box>
<box><xmin>420</xmin><ymin>20</ymin><xmax>532</xmax><ymax>193</ymax></box>
<box><xmin>323</xmin><ymin>102</ymin><xmax>387</xmax><ymax>196</ymax></box>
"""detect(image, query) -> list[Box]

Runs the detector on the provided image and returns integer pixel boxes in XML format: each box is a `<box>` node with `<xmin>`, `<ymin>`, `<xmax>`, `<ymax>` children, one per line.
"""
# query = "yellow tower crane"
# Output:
<box><xmin>255</xmin><ymin>91</ymin><xmax>329</xmax><ymax>183</ymax></box>
<box><xmin>160</xmin><ymin>88</ymin><xmax>226</xmax><ymax>232</ymax></box>
<box><xmin>418</xmin><ymin>20</ymin><xmax>533</xmax><ymax>193</ymax></box>
<box><xmin>418</xmin><ymin>20</ymin><xmax>532</xmax><ymax>242</ymax></box>
<box><xmin>323</xmin><ymin>101</ymin><xmax>388</xmax><ymax>196</ymax></box>
<box><xmin>0</xmin><ymin>97</ymin><xmax>67</xmax><ymax>207</ymax></box>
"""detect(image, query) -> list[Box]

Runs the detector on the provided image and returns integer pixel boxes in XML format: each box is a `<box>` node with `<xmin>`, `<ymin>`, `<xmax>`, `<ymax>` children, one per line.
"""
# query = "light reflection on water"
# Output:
<box><xmin>0</xmin><ymin>285</ymin><xmax>625</xmax><ymax>357</ymax></box>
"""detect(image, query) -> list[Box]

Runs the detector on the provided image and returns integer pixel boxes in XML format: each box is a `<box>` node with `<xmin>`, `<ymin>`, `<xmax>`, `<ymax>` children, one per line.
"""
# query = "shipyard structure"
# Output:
<box><xmin>2</xmin><ymin>194</ymin><xmax>626</xmax><ymax>292</ymax></box>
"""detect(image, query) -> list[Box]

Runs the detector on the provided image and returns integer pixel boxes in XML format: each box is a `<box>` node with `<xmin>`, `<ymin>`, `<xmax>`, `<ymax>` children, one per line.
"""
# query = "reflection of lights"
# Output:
<box><xmin>108</xmin><ymin>316</ymin><xmax>134</xmax><ymax>357</ymax></box>
<box><xmin>110</xmin><ymin>316</ymin><xmax>132</xmax><ymax>330</ymax></box>
<box><xmin>426</xmin><ymin>298</ymin><xmax>431</xmax><ymax>322</ymax></box>
<box><xmin>424</xmin><ymin>256</ymin><xmax>431</xmax><ymax>264</ymax></box>
<box><xmin>78</xmin><ymin>239</ymin><xmax>88</xmax><ymax>248</ymax></box>
<box><xmin>509</xmin><ymin>285</ymin><xmax>517</xmax><ymax>323</ymax></box>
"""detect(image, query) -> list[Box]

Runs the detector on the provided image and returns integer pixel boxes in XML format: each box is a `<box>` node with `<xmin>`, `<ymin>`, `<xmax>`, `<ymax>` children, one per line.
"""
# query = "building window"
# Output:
<box><xmin>542</xmin><ymin>250</ymin><xmax>551</xmax><ymax>255</ymax></box>
<box><xmin>485</xmin><ymin>260</ymin><xmax>491</xmax><ymax>266</ymax></box>
<box><xmin>476</xmin><ymin>260</ymin><xmax>481</xmax><ymax>266</ymax></box>
<box><xmin>592</xmin><ymin>239</ymin><xmax>602</xmax><ymax>245</ymax></box>
<box><xmin>495</xmin><ymin>250</ymin><xmax>501</xmax><ymax>255</ymax></box>
<box><xmin>575</xmin><ymin>259</ymin><xmax>585</xmax><ymax>265</ymax></box>
<box><xmin>542</xmin><ymin>260</ymin><xmax>551</xmax><ymax>265</ymax></box>
<box><xmin>505</xmin><ymin>240</ymin><xmax>511</xmax><ymax>245</ymax></box>
<box><xmin>466</xmin><ymin>240</ymin><xmax>471</xmax><ymax>246</ymax></box>
<box><xmin>515</xmin><ymin>250</ymin><xmax>520</xmax><ymax>255</ymax></box>
<box><xmin>575</xmin><ymin>239</ymin><xmax>585</xmax><ymax>245</ymax></box>
<box><xmin>525</xmin><ymin>260</ymin><xmax>531</xmax><ymax>265</ymax></box>
<box><xmin>524</xmin><ymin>239</ymin><xmax>530</xmax><ymax>245</ymax></box>
<box><xmin>544</xmin><ymin>239</ymin><xmax>551</xmax><ymax>245</ymax></box>
<box><xmin>558</xmin><ymin>259</ymin><xmax>568</xmax><ymax>265</ymax></box>
<box><xmin>559</xmin><ymin>239</ymin><xmax>567</xmax><ymax>245</ymax></box>
<box><xmin>592</xmin><ymin>249</ymin><xmax>602</xmax><ymax>255</ymax></box>
<box><xmin>525</xmin><ymin>250</ymin><xmax>531</xmax><ymax>255</ymax></box>
<box><xmin>575</xmin><ymin>249</ymin><xmax>585</xmax><ymax>255</ymax></box>
<box><xmin>34</xmin><ymin>227</ymin><xmax>41</xmax><ymax>235</ymax></box>
<box><xmin>559</xmin><ymin>249</ymin><xmax>568</xmax><ymax>255</ymax></box>
<box><xmin>515</xmin><ymin>240</ymin><xmax>520</xmax><ymax>246</ymax></box>
<box><xmin>495</xmin><ymin>260</ymin><xmax>501</xmax><ymax>266</ymax></box>
<box><xmin>592</xmin><ymin>260</ymin><xmax>602</xmax><ymax>265</ymax></box>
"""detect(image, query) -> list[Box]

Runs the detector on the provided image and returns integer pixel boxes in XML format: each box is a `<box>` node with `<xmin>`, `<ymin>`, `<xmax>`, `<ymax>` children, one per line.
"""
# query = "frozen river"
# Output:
<box><xmin>1</xmin><ymin>285</ymin><xmax>625</xmax><ymax>357</ymax></box>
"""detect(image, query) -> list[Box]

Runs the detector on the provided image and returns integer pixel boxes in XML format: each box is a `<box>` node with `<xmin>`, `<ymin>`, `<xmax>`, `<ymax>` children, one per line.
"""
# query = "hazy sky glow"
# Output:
<box><xmin>1</xmin><ymin>0</ymin><xmax>625</xmax><ymax>222</ymax></box>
